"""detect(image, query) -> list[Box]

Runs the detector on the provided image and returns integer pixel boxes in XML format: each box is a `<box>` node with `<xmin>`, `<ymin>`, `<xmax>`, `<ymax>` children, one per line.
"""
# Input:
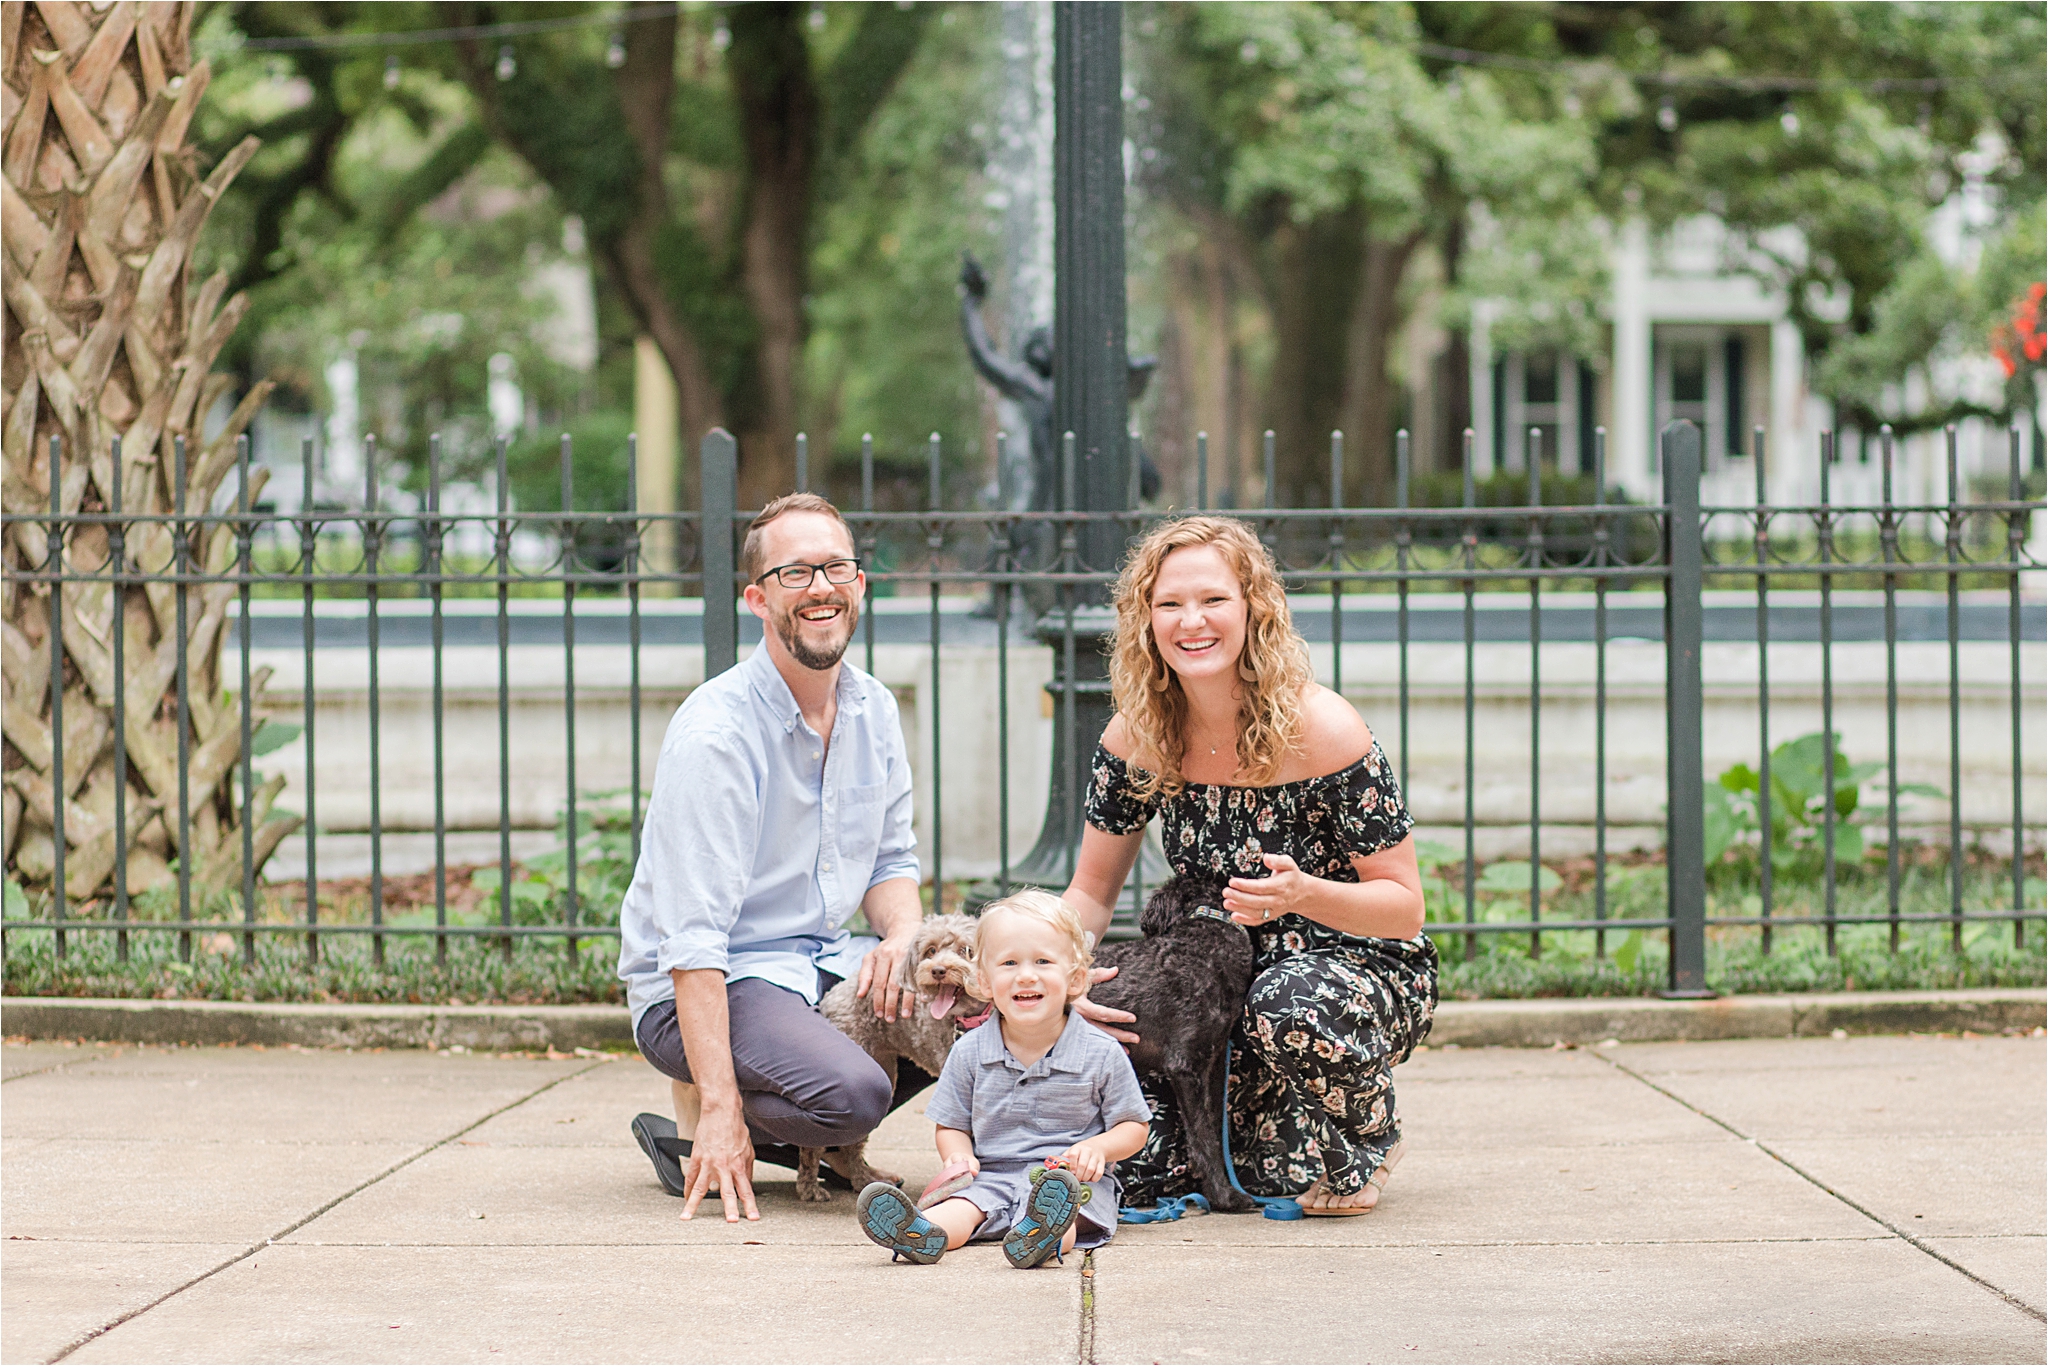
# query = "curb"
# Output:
<box><xmin>0</xmin><ymin>998</ymin><xmax>634</xmax><ymax>1052</ymax></box>
<box><xmin>4</xmin><ymin>988</ymin><xmax>2041</xmax><ymax>1052</ymax></box>
<box><xmin>1423</xmin><ymin>988</ymin><xmax>2045</xmax><ymax>1048</ymax></box>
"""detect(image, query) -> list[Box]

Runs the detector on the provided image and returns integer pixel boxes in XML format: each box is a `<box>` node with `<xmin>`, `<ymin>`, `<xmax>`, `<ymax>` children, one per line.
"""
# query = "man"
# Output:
<box><xmin>618</xmin><ymin>492</ymin><xmax>926</xmax><ymax>1223</ymax></box>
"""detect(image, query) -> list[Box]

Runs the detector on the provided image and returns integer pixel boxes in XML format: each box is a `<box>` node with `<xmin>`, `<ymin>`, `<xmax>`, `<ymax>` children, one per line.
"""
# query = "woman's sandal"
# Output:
<box><xmin>1298</xmin><ymin>1141</ymin><xmax>1404</xmax><ymax>1218</ymax></box>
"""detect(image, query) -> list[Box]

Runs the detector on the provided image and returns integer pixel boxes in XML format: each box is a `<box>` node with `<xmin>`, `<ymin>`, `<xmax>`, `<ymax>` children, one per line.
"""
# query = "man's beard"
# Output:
<box><xmin>774</xmin><ymin>593</ymin><xmax>859</xmax><ymax>671</ymax></box>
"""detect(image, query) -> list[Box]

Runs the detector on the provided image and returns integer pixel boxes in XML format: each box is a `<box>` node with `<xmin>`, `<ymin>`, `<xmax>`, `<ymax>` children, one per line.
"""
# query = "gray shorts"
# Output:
<box><xmin>952</xmin><ymin>1166</ymin><xmax>1119</xmax><ymax>1249</ymax></box>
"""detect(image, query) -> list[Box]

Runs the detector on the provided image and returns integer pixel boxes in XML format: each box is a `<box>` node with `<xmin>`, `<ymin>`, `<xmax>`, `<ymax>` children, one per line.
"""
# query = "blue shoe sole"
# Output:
<box><xmin>856</xmin><ymin>1182</ymin><xmax>948</xmax><ymax>1265</ymax></box>
<box><xmin>1005</xmin><ymin>1166</ymin><xmax>1087</xmax><ymax>1269</ymax></box>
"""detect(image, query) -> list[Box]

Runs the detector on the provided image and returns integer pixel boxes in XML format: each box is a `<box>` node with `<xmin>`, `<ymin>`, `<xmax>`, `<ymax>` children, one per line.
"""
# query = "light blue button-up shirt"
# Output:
<box><xmin>617</xmin><ymin>644</ymin><xmax>920</xmax><ymax>1029</ymax></box>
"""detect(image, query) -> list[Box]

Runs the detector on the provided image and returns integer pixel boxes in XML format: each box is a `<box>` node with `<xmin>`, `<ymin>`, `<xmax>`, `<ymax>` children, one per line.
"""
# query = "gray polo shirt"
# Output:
<box><xmin>926</xmin><ymin>1008</ymin><xmax>1152</xmax><ymax>1169</ymax></box>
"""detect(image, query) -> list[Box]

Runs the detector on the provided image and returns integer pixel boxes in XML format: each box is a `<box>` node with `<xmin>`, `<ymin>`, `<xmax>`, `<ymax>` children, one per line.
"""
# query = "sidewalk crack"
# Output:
<box><xmin>1076</xmin><ymin>1248</ymin><xmax>1096</xmax><ymax>1365</ymax></box>
<box><xmin>1</xmin><ymin>1050</ymin><xmax>111</xmax><ymax>1085</ymax></box>
<box><xmin>43</xmin><ymin>1058</ymin><xmax>611</xmax><ymax>1363</ymax></box>
<box><xmin>1589</xmin><ymin>1049</ymin><xmax>2046</xmax><ymax>1325</ymax></box>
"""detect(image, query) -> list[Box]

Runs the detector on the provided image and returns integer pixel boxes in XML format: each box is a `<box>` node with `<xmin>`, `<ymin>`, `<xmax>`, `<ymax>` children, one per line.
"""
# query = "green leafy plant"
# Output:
<box><xmin>1475</xmin><ymin>860</ymin><xmax>1562</xmax><ymax>907</ymax></box>
<box><xmin>250</xmin><ymin>721</ymin><xmax>302</xmax><ymax>756</ymax></box>
<box><xmin>470</xmin><ymin>789</ymin><xmax>643</xmax><ymax>927</ymax></box>
<box><xmin>1418</xmin><ymin>844</ymin><xmax>1566</xmax><ymax>924</ymax></box>
<box><xmin>1415</xmin><ymin>840</ymin><xmax>1461</xmax><ymax>922</ymax></box>
<box><xmin>1705</xmin><ymin>732</ymin><xmax>1942</xmax><ymax>876</ymax></box>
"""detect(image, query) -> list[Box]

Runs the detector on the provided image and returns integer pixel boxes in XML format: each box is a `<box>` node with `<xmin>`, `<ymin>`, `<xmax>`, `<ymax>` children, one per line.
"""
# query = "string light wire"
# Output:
<box><xmin>235</xmin><ymin>11</ymin><xmax>1996</xmax><ymax>96</ymax></box>
<box><xmin>239</xmin><ymin>3</ymin><xmax>682</xmax><ymax>53</ymax></box>
<box><xmin>1412</xmin><ymin>40</ymin><xmax>1979</xmax><ymax>94</ymax></box>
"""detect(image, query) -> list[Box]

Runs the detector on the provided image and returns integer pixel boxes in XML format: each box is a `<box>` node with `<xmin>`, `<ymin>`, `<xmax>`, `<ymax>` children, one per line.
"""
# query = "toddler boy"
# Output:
<box><xmin>854</xmin><ymin>891</ymin><xmax>1150</xmax><ymax>1267</ymax></box>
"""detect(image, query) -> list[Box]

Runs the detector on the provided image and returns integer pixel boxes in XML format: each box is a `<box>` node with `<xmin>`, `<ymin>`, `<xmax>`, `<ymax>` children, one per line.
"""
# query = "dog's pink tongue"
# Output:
<box><xmin>929</xmin><ymin>985</ymin><xmax>958</xmax><ymax>1020</ymax></box>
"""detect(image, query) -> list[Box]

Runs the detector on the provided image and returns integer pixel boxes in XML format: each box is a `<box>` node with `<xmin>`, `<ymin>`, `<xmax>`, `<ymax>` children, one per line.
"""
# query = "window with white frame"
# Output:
<box><xmin>1499</xmin><ymin>351</ymin><xmax>1594</xmax><ymax>474</ymax></box>
<box><xmin>1653</xmin><ymin>326</ymin><xmax>1757</xmax><ymax>471</ymax></box>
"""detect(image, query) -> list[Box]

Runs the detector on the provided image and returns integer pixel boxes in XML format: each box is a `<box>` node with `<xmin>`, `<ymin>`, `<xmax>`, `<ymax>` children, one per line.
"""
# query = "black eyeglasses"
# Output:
<box><xmin>754</xmin><ymin>558</ymin><xmax>862</xmax><ymax>590</ymax></box>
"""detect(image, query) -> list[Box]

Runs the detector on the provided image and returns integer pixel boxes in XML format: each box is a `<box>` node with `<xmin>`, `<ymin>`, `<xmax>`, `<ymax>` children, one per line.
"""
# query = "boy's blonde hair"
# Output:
<box><xmin>971</xmin><ymin>889</ymin><xmax>1093</xmax><ymax>1000</ymax></box>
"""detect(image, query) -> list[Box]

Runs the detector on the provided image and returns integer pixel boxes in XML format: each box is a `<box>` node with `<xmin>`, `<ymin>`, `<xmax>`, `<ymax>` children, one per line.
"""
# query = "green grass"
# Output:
<box><xmin>1426</xmin><ymin>844</ymin><xmax>2044</xmax><ymax>998</ymax></box>
<box><xmin>1436</xmin><ymin>921</ymin><xmax>2045</xmax><ymax>1001</ymax></box>
<box><xmin>2</xmin><ymin>933</ymin><xmax>624</xmax><ymax>1007</ymax></box>
<box><xmin>6</xmin><ymin>843</ymin><xmax>2039</xmax><ymax>1007</ymax></box>
<box><xmin>5</xmin><ymin>905</ymin><xmax>2038</xmax><ymax>1010</ymax></box>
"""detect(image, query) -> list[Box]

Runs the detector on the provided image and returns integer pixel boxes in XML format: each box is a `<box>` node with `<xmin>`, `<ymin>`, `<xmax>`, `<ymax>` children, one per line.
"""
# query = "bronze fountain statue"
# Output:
<box><xmin>960</xmin><ymin>251</ymin><xmax>1160</xmax><ymax>515</ymax></box>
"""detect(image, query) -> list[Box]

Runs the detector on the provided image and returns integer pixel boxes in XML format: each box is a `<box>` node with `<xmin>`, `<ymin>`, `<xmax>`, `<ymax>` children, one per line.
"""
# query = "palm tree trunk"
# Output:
<box><xmin>3</xmin><ymin>0</ymin><xmax>295</xmax><ymax>912</ymax></box>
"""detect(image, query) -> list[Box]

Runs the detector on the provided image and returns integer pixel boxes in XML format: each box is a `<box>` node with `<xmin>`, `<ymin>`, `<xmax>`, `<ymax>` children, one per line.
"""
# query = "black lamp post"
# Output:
<box><xmin>1006</xmin><ymin>2</ymin><xmax>1163</xmax><ymax>903</ymax></box>
<box><xmin>1052</xmin><ymin>0</ymin><xmax>1129</xmax><ymax>574</ymax></box>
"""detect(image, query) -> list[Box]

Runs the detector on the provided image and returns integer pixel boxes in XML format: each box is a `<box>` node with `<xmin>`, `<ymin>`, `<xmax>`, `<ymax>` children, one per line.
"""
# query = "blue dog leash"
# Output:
<box><xmin>1219</xmin><ymin>1042</ymin><xmax>1303</xmax><ymax>1221</ymax></box>
<box><xmin>1118</xmin><ymin>1191</ymin><xmax>1210</xmax><ymax>1224</ymax></box>
<box><xmin>1120</xmin><ymin>1042</ymin><xmax>1302</xmax><ymax>1223</ymax></box>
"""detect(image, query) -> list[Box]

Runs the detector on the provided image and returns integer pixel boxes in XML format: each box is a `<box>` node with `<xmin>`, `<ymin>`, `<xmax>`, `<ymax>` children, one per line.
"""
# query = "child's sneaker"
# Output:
<box><xmin>856</xmin><ymin>1181</ymin><xmax>948</xmax><ymax>1264</ymax></box>
<box><xmin>1004</xmin><ymin>1164</ymin><xmax>1089</xmax><ymax>1269</ymax></box>
<box><xmin>917</xmin><ymin>1155</ymin><xmax>977</xmax><ymax>1210</ymax></box>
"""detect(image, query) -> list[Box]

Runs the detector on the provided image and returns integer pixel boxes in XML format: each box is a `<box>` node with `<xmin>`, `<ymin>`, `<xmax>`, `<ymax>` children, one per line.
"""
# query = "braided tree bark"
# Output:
<box><xmin>3</xmin><ymin>0</ymin><xmax>297</xmax><ymax>909</ymax></box>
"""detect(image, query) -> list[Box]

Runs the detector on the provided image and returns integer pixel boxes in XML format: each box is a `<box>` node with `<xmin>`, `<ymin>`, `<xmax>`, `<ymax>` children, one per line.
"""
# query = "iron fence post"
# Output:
<box><xmin>701</xmin><ymin>428</ymin><xmax>739</xmax><ymax>679</ymax></box>
<box><xmin>1661</xmin><ymin>420</ymin><xmax>1712</xmax><ymax>998</ymax></box>
<box><xmin>45</xmin><ymin>436</ymin><xmax>65</xmax><ymax>954</ymax></box>
<box><xmin>237</xmin><ymin>435</ymin><xmax>256</xmax><ymax>966</ymax></box>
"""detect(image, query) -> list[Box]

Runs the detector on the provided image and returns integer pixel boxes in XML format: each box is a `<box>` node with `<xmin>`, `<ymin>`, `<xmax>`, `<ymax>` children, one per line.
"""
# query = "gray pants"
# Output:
<box><xmin>634</xmin><ymin>973</ymin><xmax>930</xmax><ymax>1150</ymax></box>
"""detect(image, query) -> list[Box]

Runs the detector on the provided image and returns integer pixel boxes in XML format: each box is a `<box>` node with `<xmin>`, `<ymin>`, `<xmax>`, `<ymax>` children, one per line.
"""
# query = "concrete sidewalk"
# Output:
<box><xmin>3</xmin><ymin>1035</ymin><xmax>2041</xmax><ymax>1364</ymax></box>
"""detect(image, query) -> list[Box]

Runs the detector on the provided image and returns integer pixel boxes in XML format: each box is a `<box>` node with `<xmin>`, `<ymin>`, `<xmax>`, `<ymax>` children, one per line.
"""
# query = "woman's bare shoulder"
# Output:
<box><xmin>1297</xmin><ymin>685</ymin><xmax>1374</xmax><ymax>764</ymax></box>
<box><xmin>1100</xmin><ymin>712</ymin><xmax>1135</xmax><ymax>760</ymax></box>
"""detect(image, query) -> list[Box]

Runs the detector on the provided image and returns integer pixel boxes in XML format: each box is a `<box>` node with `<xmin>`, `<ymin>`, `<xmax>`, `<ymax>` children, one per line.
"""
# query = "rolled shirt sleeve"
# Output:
<box><xmin>866</xmin><ymin>688</ymin><xmax>921</xmax><ymax>891</ymax></box>
<box><xmin>1096</xmin><ymin>1043</ymin><xmax>1153</xmax><ymax>1131</ymax></box>
<box><xmin>626</xmin><ymin>723</ymin><xmax>760</xmax><ymax>981</ymax></box>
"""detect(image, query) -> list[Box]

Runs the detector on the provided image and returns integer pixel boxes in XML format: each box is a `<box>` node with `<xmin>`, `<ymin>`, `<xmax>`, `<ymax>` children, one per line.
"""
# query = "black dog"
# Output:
<box><xmin>1089</xmin><ymin>876</ymin><xmax>1259</xmax><ymax>1214</ymax></box>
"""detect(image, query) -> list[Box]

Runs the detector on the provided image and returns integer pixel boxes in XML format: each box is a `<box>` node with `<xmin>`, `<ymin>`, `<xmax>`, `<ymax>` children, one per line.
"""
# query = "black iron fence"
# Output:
<box><xmin>4</xmin><ymin>419</ymin><xmax>2041</xmax><ymax>994</ymax></box>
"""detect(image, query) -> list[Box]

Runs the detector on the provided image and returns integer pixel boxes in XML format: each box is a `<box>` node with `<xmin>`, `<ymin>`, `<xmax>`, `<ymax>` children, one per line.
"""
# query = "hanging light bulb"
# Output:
<box><xmin>383</xmin><ymin>54</ymin><xmax>400</xmax><ymax>90</ymax></box>
<box><xmin>807</xmin><ymin>5</ymin><xmax>826</xmax><ymax>31</ymax></box>
<box><xmin>496</xmin><ymin>45</ymin><xmax>516</xmax><ymax>81</ymax></box>
<box><xmin>711</xmin><ymin>24</ymin><xmax>731</xmax><ymax>52</ymax></box>
<box><xmin>1779</xmin><ymin>104</ymin><xmax>1801</xmax><ymax>137</ymax></box>
<box><xmin>606</xmin><ymin>31</ymin><xmax>626</xmax><ymax>68</ymax></box>
<box><xmin>1656</xmin><ymin>95</ymin><xmax>1678</xmax><ymax>132</ymax></box>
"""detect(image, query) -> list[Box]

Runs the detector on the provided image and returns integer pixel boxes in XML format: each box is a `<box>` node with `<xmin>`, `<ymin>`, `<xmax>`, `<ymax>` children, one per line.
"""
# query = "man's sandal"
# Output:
<box><xmin>856</xmin><ymin>1182</ymin><xmax>949</xmax><ymax>1264</ymax></box>
<box><xmin>1299</xmin><ymin>1141</ymin><xmax>1404</xmax><ymax>1218</ymax></box>
<box><xmin>630</xmin><ymin>1113</ymin><xmax>856</xmax><ymax>1197</ymax></box>
<box><xmin>1005</xmin><ymin>1165</ymin><xmax>1089</xmax><ymax>1269</ymax></box>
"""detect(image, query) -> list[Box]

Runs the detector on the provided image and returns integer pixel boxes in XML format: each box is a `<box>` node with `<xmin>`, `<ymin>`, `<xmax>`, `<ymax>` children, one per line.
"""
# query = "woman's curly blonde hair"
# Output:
<box><xmin>1108</xmin><ymin>515</ymin><xmax>1311</xmax><ymax>800</ymax></box>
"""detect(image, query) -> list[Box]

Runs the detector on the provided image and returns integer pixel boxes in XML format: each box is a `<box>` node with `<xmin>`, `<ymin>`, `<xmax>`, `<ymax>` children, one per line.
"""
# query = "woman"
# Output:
<box><xmin>1064</xmin><ymin>515</ymin><xmax>1436</xmax><ymax>1215</ymax></box>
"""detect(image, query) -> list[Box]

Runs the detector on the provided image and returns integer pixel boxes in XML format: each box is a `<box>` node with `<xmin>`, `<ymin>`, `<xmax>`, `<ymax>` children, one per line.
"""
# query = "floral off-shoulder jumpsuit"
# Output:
<box><xmin>1084</xmin><ymin>739</ymin><xmax>1438</xmax><ymax>1202</ymax></box>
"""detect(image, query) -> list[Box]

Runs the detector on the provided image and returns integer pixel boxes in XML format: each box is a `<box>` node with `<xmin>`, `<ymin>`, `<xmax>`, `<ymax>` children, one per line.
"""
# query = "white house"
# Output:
<box><xmin>1464</xmin><ymin>215</ymin><xmax>2036</xmax><ymax>509</ymax></box>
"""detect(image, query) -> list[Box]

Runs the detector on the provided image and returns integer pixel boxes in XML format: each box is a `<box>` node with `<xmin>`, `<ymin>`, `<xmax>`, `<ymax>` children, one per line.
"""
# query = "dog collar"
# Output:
<box><xmin>1187</xmin><ymin>904</ymin><xmax>1235</xmax><ymax>926</ymax></box>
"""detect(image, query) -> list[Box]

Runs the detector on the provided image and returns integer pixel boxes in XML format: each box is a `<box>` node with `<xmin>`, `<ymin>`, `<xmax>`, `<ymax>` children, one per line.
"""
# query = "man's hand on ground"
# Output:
<box><xmin>681</xmin><ymin>1104</ymin><xmax>760</xmax><ymax>1224</ymax></box>
<box><xmin>855</xmin><ymin>932</ymin><xmax>918</xmax><ymax>1019</ymax></box>
<box><xmin>1074</xmin><ymin>966</ymin><xmax>1140</xmax><ymax>1044</ymax></box>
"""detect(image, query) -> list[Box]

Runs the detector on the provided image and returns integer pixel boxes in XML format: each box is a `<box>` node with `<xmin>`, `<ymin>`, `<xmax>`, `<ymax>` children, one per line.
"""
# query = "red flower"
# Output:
<box><xmin>1990</xmin><ymin>281</ymin><xmax>2046</xmax><ymax>378</ymax></box>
